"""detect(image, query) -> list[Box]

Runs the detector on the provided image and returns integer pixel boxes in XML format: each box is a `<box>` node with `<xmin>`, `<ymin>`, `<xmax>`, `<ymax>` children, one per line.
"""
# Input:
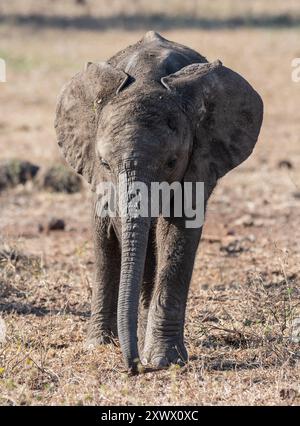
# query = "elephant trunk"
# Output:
<box><xmin>117</xmin><ymin>170</ymin><xmax>151</xmax><ymax>373</ymax></box>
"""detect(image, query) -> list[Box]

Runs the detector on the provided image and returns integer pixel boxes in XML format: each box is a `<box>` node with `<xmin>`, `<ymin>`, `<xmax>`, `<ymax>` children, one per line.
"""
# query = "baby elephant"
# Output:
<box><xmin>55</xmin><ymin>31</ymin><xmax>263</xmax><ymax>373</ymax></box>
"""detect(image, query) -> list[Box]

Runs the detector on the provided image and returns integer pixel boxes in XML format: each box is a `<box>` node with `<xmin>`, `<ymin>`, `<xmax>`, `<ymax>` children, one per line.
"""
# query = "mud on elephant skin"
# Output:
<box><xmin>55</xmin><ymin>31</ymin><xmax>263</xmax><ymax>373</ymax></box>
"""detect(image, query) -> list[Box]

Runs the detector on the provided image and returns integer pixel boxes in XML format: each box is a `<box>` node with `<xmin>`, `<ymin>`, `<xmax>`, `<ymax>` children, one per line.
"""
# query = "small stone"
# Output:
<box><xmin>293</xmin><ymin>192</ymin><xmax>300</xmax><ymax>199</ymax></box>
<box><xmin>37</xmin><ymin>223</ymin><xmax>44</xmax><ymax>233</ymax></box>
<box><xmin>47</xmin><ymin>218</ymin><xmax>65</xmax><ymax>231</ymax></box>
<box><xmin>291</xmin><ymin>318</ymin><xmax>300</xmax><ymax>343</ymax></box>
<box><xmin>220</xmin><ymin>237</ymin><xmax>249</xmax><ymax>256</ymax></box>
<box><xmin>234</xmin><ymin>214</ymin><xmax>254</xmax><ymax>227</ymax></box>
<box><xmin>278</xmin><ymin>160</ymin><xmax>293</xmax><ymax>169</ymax></box>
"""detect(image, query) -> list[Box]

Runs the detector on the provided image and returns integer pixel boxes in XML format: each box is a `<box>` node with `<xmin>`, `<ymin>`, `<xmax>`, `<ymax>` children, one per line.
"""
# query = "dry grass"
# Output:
<box><xmin>2</xmin><ymin>0</ymin><xmax>300</xmax><ymax>20</ymax></box>
<box><xmin>0</xmin><ymin>0</ymin><xmax>300</xmax><ymax>405</ymax></box>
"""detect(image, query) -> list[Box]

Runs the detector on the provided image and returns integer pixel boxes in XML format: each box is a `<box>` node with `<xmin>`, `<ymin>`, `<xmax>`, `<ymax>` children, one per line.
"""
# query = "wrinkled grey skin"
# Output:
<box><xmin>55</xmin><ymin>31</ymin><xmax>263</xmax><ymax>373</ymax></box>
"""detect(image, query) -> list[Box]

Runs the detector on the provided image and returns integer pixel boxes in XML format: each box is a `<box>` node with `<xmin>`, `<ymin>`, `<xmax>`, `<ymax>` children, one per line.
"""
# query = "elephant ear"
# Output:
<box><xmin>161</xmin><ymin>60</ymin><xmax>263</xmax><ymax>190</ymax></box>
<box><xmin>55</xmin><ymin>62</ymin><xmax>128</xmax><ymax>188</ymax></box>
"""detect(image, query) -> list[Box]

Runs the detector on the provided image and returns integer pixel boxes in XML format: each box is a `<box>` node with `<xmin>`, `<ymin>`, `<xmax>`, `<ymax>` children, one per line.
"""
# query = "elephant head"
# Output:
<box><xmin>55</xmin><ymin>49</ymin><xmax>263</xmax><ymax>372</ymax></box>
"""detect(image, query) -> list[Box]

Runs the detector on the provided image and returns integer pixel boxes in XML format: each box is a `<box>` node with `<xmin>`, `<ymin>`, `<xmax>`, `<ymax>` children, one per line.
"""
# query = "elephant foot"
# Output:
<box><xmin>143</xmin><ymin>341</ymin><xmax>188</xmax><ymax>369</ymax></box>
<box><xmin>84</xmin><ymin>328</ymin><xmax>117</xmax><ymax>350</ymax></box>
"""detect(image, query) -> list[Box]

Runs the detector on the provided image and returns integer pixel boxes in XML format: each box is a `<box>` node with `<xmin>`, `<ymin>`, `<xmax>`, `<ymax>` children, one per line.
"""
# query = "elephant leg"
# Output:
<box><xmin>143</xmin><ymin>217</ymin><xmax>201</xmax><ymax>368</ymax></box>
<box><xmin>138</xmin><ymin>228</ymin><xmax>156</xmax><ymax>353</ymax></box>
<box><xmin>86</xmin><ymin>201</ymin><xmax>121</xmax><ymax>348</ymax></box>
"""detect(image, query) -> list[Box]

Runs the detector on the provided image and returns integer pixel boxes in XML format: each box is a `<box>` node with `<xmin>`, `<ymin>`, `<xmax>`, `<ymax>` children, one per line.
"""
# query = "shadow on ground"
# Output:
<box><xmin>0</xmin><ymin>302</ymin><xmax>89</xmax><ymax>317</ymax></box>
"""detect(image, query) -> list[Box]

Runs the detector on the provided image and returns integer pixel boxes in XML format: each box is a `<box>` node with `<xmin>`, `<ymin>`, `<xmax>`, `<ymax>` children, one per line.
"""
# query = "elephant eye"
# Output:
<box><xmin>100</xmin><ymin>158</ymin><xmax>111</xmax><ymax>170</ymax></box>
<box><xmin>166</xmin><ymin>158</ymin><xmax>177</xmax><ymax>169</ymax></box>
<box><xmin>167</xmin><ymin>118</ymin><xmax>177</xmax><ymax>132</ymax></box>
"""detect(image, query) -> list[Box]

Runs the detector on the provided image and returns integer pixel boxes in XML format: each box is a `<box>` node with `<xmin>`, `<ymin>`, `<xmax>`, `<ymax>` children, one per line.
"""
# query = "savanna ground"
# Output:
<box><xmin>0</xmin><ymin>0</ymin><xmax>300</xmax><ymax>406</ymax></box>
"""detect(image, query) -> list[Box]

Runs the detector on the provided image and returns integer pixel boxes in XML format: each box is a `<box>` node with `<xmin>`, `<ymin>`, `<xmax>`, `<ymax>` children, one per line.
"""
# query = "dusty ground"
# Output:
<box><xmin>0</xmin><ymin>1</ymin><xmax>300</xmax><ymax>405</ymax></box>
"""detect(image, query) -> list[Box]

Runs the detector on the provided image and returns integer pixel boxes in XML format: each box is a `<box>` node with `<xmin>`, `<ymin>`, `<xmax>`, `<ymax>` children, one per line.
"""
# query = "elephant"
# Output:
<box><xmin>55</xmin><ymin>31</ymin><xmax>263</xmax><ymax>374</ymax></box>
